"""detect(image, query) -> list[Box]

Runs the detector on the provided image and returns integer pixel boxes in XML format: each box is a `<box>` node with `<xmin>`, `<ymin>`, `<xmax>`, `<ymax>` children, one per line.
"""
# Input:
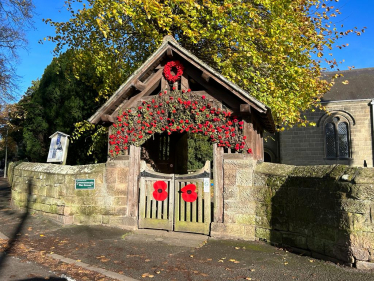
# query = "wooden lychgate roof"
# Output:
<box><xmin>89</xmin><ymin>36</ymin><xmax>275</xmax><ymax>133</ymax></box>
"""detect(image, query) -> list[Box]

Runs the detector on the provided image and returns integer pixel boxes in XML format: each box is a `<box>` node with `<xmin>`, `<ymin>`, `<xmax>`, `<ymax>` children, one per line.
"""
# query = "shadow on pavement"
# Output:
<box><xmin>0</xmin><ymin>179</ymin><xmax>32</xmax><ymax>273</ymax></box>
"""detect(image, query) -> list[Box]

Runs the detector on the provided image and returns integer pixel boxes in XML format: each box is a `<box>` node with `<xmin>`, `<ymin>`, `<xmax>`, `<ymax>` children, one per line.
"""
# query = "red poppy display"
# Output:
<box><xmin>163</xmin><ymin>61</ymin><xmax>184</xmax><ymax>83</ymax></box>
<box><xmin>181</xmin><ymin>184</ymin><xmax>198</xmax><ymax>202</ymax></box>
<box><xmin>153</xmin><ymin>181</ymin><xmax>168</xmax><ymax>201</ymax></box>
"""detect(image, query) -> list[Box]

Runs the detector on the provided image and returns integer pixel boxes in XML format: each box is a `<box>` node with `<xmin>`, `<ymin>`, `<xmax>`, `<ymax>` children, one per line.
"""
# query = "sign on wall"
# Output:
<box><xmin>47</xmin><ymin>131</ymin><xmax>69</xmax><ymax>164</ymax></box>
<box><xmin>75</xmin><ymin>179</ymin><xmax>95</xmax><ymax>190</ymax></box>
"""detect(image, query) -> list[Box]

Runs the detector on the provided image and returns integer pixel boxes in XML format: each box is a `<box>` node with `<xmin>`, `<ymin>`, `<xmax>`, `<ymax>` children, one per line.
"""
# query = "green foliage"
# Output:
<box><xmin>13</xmin><ymin>50</ymin><xmax>107</xmax><ymax>164</ymax></box>
<box><xmin>46</xmin><ymin>0</ymin><xmax>364</xmax><ymax>129</ymax></box>
<box><xmin>187</xmin><ymin>133</ymin><xmax>213</xmax><ymax>171</ymax></box>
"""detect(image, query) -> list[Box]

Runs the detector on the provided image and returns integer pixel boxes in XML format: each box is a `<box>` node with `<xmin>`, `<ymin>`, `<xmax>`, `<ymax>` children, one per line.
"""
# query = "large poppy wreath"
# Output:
<box><xmin>108</xmin><ymin>89</ymin><xmax>253</xmax><ymax>157</ymax></box>
<box><xmin>181</xmin><ymin>184</ymin><xmax>198</xmax><ymax>202</ymax></box>
<box><xmin>163</xmin><ymin>60</ymin><xmax>184</xmax><ymax>83</ymax></box>
<box><xmin>153</xmin><ymin>181</ymin><xmax>168</xmax><ymax>201</ymax></box>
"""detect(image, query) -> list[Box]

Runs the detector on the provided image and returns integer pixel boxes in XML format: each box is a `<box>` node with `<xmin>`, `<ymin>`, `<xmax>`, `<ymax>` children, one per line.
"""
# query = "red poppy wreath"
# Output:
<box><xmin>181</xmin><ymin>184</ymin><xmax>198</xmax><ymax>202</ymax></box>
<box><xmin>163</xmin><ymin>60</ymin><xmax>184</xmax><ymax>83</ymax></box>
<box><xmin>153</xmin><ymin>181</ymin><xmax>168</xmax><ymax>201</ymax></box>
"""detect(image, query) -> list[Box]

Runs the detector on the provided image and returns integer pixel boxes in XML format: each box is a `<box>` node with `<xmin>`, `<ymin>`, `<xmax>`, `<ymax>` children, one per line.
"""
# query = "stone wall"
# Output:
<box><xmin>253</xmin><ymin>162</ymin><xmax>374</xmax><ymax>267</ymax></box>
<box><xmin>10</xmin><ymin>160</ymin><xmax>135</xmax><ymax>228</ymax></box>
<box><xmin>212</xmin><ymin>159</ymin><xmax>374</xmax><ymax>267</ymax></box>
<box><xmin>278</xmin><ymin>100</ymin><xmax>373</xmax><ymax>167</ymax></box>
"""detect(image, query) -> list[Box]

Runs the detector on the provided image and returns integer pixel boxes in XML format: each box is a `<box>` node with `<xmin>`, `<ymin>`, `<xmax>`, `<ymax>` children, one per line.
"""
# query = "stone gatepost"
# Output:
<box><xmin>211</xmin><ymin>154</ymin><xmax>257</xmax><ymax>240</ymax></box>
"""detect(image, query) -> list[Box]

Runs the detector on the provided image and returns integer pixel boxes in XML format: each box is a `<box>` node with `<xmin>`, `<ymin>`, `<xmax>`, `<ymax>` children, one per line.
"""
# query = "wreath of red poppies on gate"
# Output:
<box><xmin>163</xmin><ymin>61</ymin><xmax>184</xmax><ymax>83</ymax></box>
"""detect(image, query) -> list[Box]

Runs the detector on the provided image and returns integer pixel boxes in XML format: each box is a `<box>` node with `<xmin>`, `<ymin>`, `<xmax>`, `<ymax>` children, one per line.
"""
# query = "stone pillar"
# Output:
<box><xmin>211</xmin><ymin>154</ymin><xmax>257</xmax><ymax>240</ymax></box>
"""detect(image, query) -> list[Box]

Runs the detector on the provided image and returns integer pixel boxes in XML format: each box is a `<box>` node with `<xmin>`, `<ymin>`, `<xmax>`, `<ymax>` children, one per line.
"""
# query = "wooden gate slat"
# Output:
<box><xmin>180</xmin><ymin>182</ymin><xmax>185</xmax><ymax>222</ymax></box>
<box><xmin>198</xmin><ymin>182</ymin><xmax>203</xmax><ymax>223</ymax></box>
<box><xmin>146</xmin><ymin>181</ymin><xmax>152</xmax><ymax>219</ymax></box>
<box><xmin>192</xmin><ymin>182</ymin><xmax>197</xmax><ymax>222</ymax></box>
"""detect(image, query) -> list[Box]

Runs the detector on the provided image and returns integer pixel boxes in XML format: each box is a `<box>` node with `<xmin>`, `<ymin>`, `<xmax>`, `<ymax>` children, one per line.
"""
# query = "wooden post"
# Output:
<box><xmin>128</xmin><ymin>145</ymin><xmax>141</xmax><ymax>217</ymax></box>
<box><xmin>213</xmin><ymin>144</ymin><xmax>224</xmax><ymax>223</ymax></box>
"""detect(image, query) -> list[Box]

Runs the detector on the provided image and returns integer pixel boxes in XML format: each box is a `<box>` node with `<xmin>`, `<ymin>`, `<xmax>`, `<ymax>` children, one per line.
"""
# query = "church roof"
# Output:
<box><xmin>322</xmin><ymin>67</ymin><xmax>374</xmax><ymax>102</ymax></box>
<box><xmin>88</xmin><ymin>36</ymin><xmax>275</xmax><ymax>133</ymax></box>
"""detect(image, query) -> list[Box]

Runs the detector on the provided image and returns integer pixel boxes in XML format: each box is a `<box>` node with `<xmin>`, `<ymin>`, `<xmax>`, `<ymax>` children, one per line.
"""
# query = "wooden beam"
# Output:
<box><xmin>133</xmin><ymin>80</ymin><xmax>146</xmax><ymax>91</ymax></box>
<box><xmin>213</xmin><ymin>144</ymin><xmax>224</xmax><ymax>223</ymax></box>
<box><xmin>167</xmin><ymin>48</ymin><xmax>173</xmax><ymax>57</ymax></box>
<box><xmin>171</xmin><ymin>47</ymin><xmax>266</xmax><ymax>113</ymax></box>
<box><xmin>124</xmin><ymin>69</ymin><xmax>163</xmax><ymax>109</ymax></box>
<box><xmin>181</xmin><ymin>73</ymin><xmax>189</xmax><ymax>90</ymax></box>
<box><xmin>184</xmin><ymin>67</ymin><xmax>239</xmax><ymax>110</ymax></box>
<box><xmin>161</xmin><ymin>76</ymin><xmax>169</xmax><ymax>92</ymax></box>
<box><xmin>101</xmin><ymin>114</ymin><xmax>115</xmax><ymax>123</ymax></box>
<box><xmin>240</xmin><ymin>104</ymin><xmax>251</xmax><ymax>115</ymax></box>
<box><xmin>201</xmin><ymin>71</ymin><xmax>210</xmax><ymax>82</ymax></box>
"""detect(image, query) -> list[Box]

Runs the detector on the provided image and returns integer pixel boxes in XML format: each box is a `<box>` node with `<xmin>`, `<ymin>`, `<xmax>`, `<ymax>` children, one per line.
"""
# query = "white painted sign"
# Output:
<box><xmin>204</xmin><ymin>178</ymin><xmax>210</xmax><ymax>192</ymax></box>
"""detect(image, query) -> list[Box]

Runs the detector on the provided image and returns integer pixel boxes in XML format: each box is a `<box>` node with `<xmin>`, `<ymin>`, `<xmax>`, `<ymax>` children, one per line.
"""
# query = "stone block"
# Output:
<box><xmin>236</xmin><ymin>169</ymin><xmax>252</xmax><ymax>186</ymax></box>
<box><xmin>350</xmin><ymin>184</ymin><xmax>374</xmax><ymax>200</ymax></box>
<box><xmin>356</xmin><ymin>261</ymin><xmax>374</xmax><ymax>270</ymax></box>
<box><xmin>255</xmin><ymin>227</ymin><xmax>271</xmax><ymax>241</ymax></box>
<box><xmin>73</xmin><ymin>214</ymin><xmax>102</xmax><ymax>224</ymax></box>
<box><xmin>255</xmin><ymin>163</ymin><xmax>295</xmax><ymax>177</ymax></box>
<box><xmin>210</xmin><ymin>222</ymin><xmax>248</xmax><ymax>239</ymax></box>
<box><xmin>351</xmin><ymin>231</ymin><xmax>374</xmax><ymax>249</ymax></box>
<box><xmin>117</xmin><ymin>168</ymin><xmax>129</xmax><ymax>184</ymax></box>
<box><xmin>282</xmin><ymin>233</ymin><xmax>307</xmax><ymax>249</ymax></box>
<box><xmin>224</xmin><ymin>201</ymin><xmax>256</xmax><ymax>215</ymax></box>
<box><xmin>339</xmin><ymin>198</ymin><xmax>367</xmax><ymax>213</ymax></box>
<box><xmin>307</xmin><ymin>237</ymin><xmax>325</xmax><ymax>254</ymax></box>
<box><xmin>114</xmin><ymin>196</ymin><xmax>128</xmax><ymax>206</ymax></box>
<box><xmin>324</xmin><ymin>241</ymin><xmax>354</xmax><ymax>263</ymax></box>
<box><xmin>114</xmin><ymin>183</ymin><xmax>128</xmax><ymax>191</ymax></box>
<box><xmin>351</xmin><ymin>246</ymin><xmax>370</xmax><ymax>261</ymax></box>
<box><xmin>223</xmin><ymin>186</ymin><xmax>239</xmax><ymax>200</ymax></box>
<box><xmin>235</xmin><ymin>214</ymin><xmax>256</xmax><ymax>225</ymax></box>
<box><xmin>63</xmin><ymin>215</ymin><xmax>74</xmax><ymax>225</ymax></box>
<box><xmin>223</xmin><ymin>159</ymin><xmax>254</xmax><ymax>170</ymax></box>
<box><xmin>224</xmin><ymin>169</ymin><xmax>236</xmax><ymax>187</ymax></box>
<box><xmin>113</xmin><ymin>206</ymin><xmax>127</xmax><ymax>215</ymax></box>
<box><xmin>106</xmin><ymin>168</ymin><xmax>117</xmax><ymax>184</ymax></box>
<box><xmin>354</xmin><ymin>168</ymin><xmax>374</xmax><ymax>184</ymax></box>
<box><xmin>108</xmin><ymin>216</ymin><xmax>137</xmax><ymax>228</ymax></box>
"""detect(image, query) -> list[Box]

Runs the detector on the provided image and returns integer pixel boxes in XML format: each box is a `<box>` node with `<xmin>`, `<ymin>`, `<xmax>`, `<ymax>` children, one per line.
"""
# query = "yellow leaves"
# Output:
<box><xmin>342</xmin><ymin>80</ymin><xmax>349</xmax><ymax>85</ymax></box>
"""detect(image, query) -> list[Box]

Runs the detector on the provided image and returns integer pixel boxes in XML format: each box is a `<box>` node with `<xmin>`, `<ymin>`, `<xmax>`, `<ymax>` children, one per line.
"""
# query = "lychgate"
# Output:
<box><xmin>88</xmin><ymin>36</ymin><xmax>275</xmax><ymax>235</ymax></box>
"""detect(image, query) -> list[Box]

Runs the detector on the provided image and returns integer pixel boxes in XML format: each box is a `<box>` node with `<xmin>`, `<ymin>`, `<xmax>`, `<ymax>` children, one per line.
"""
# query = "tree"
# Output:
<box><xmin>0</xmin><ymin>0</ymin><xmax>34</xmax><ymax>104</ymax></box>
<box><xmin>45</xmin><ymin>0</ymin><xmax>364</xmax><ymax>130</ymax></box>
<box><xmin>13</xmin><ymin>50</ymin><xmax>107</xmax><ymax>164</ymax></box>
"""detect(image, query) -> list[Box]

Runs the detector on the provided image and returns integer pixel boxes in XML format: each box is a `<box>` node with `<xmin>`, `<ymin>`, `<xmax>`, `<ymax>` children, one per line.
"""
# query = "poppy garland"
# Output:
<box><xmin>163</xmin><ymin>60</ymin><xmax>184</xmax><ymax>83</ymax></box>
<box><xmin>181</xmin><ymin>184</ymin><xmax>198</xmax><ymax>202</ymax></box>
<box><xmin>153</xmin><ymin>181</ymin><xmax>168</xmax><ymax>201</ymax></box>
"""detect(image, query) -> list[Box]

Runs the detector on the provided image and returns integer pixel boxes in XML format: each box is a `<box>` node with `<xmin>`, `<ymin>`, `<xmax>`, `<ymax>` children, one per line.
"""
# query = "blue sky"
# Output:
<box><xmin>15</xmin><ymin>0</ymin><xmax>374</xmax><ymax>99</ymax></box>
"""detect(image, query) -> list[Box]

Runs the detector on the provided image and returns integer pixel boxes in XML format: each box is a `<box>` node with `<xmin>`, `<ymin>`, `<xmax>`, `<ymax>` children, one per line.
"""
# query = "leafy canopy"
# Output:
<box><xmin>46</xmin><ymin>0</ymin><xmax>362</xmax><ymax>129</ymax></box>
<box><xmin>11</xmin><ymin>50</ymin><xmax>107</xmax><ymax>164</ymax></box>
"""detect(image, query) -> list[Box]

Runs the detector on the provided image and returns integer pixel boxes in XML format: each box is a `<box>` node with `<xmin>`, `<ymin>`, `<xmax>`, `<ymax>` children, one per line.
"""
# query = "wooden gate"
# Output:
<box><xmin>138</xmin><ymin>161</ymin><xmax>211</xmax><ymax>235</ymax></box>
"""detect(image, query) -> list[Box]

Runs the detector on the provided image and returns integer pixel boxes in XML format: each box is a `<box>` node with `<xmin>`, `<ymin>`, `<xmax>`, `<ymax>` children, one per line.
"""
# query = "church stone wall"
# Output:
<box><xmin>278</xmin><ymin>100</ymin><xmax>373</xmax><ymax>167</ymax></box>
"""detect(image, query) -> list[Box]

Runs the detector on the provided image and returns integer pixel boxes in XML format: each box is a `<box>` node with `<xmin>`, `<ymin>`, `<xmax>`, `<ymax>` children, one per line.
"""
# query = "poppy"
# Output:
<box><xmin>153</xmin><ymin>181</ymin><xmax>168</xmax><ymax>201</ymax></box>
<box><xmin>181</xmin><ymin>184</ymin><xmax>198</xmax><ymax>202</ymax></box>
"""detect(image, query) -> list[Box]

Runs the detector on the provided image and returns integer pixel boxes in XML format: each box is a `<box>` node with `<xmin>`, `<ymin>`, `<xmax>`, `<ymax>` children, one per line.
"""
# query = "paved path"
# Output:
<box><xmin>1</xmin><ymin>176</ymin><xmax>374</xmax><ymax>280</ymax></box>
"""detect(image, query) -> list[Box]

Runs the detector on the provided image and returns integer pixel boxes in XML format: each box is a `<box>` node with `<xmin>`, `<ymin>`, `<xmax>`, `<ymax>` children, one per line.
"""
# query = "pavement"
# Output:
<box><xmin>1</xmin><ymin>177</ymin><xmax>374</xmax><ymax>280</ymax></box>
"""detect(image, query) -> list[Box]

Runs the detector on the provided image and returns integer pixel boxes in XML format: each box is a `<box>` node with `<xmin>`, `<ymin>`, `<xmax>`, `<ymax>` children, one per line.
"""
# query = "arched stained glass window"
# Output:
<box><xmin>338</xmin><ymin>122</ymin><xmax>349</xmax><ymax>158</ymax></box>
<box><xmin>324</xmin><ymin>119</ymin><xmax>350</xmax><ymax>159</ymax></box>
<box><xmin>325</xmin><ymin>123</ymin><xmax>336</xmax><ymax>158</ymax></box>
